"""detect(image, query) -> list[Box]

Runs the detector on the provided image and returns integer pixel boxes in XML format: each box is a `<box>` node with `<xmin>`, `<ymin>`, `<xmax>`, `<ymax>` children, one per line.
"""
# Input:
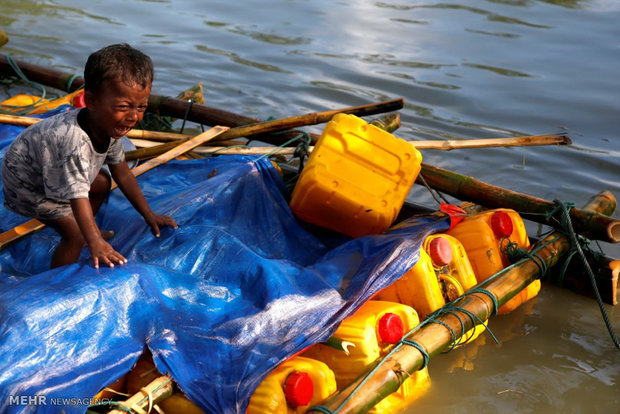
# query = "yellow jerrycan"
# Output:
<box><xmin>446</xmin><ymin>208</ymin><xmax>539</xmax><ymax>314</ymax></box>
<box><xmin>247</xmin><ymin>356</ymin><xmax>337</xmax><ymax>414</ymax></box>
<box><xmin>290</xmin><ymin>113</ymin><xmax>422</xmax><ymax>238</ymax></box>
<box><xmin>302</xmin><ymin>300</ymin><xmax>430</xmax><ymax>413</ymax></box>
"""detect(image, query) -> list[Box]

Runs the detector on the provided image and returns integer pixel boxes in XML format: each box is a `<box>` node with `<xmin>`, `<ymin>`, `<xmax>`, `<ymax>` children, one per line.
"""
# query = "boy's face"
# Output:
<box><xmin>85</xmin><ymin>77</ymin><xmax>151</xmax><ymax>141</ymax></box>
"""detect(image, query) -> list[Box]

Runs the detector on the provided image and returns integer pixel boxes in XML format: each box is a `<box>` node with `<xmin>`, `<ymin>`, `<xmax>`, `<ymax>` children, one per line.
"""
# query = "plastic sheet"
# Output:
<box><xmin>0</xmin><ymin>115</ymin><xmax>449</xmax><ymax>413</ymax></box>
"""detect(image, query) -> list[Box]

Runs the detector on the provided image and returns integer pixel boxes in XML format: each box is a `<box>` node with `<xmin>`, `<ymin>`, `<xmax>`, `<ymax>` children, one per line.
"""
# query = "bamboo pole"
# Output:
<box><xmin>308</xmin><ymin>194</ymin><xmax>610</xmax><ymax>414</ymax></box>
<box><xmin>0</xmin><ymin>54</ymin><xmax>258</xmax><ymax>127</ymax></box>
<box><xmin>0</xmin><ymin>98</ymin><xmax>404</xmax><ymax>158</ymax></box>
<box><xmin>108</xmin><ymin>374</ymin><xmax>173</xmax><ymax>414</ymax></box>
<box><xmin>0</xmin><ymin>126</ymin><xmax>229</xmax><ymax>251</ymax></box>
<box><xmin>559</xmin><ymin>252</ymin><xmax>619</xmax><ymax>306</ymax></box>
<box><xmin>0</xmin><ymin>55</ymin><xmax>404</xmax><ymax>146</ymax></box>
<box><xmin>418</xmin><ymin>163</ymin><xmax>620</xmax><ymax>244</ymax></box>
<box><xmin>1</xmin><ymin>114</ymin><xmax>568</xmax><ymax>154</ymax></box>
<box><xmin>127</xmin><ymin>134</ymin><xmax>570</xmax><ymax>157</ymax></box>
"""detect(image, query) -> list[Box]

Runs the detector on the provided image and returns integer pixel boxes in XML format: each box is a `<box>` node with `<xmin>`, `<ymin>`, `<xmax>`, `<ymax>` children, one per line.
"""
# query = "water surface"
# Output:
<box><xmin>0</xmin><ymin>1</ymin><xmax>618</xmax><ymax>412</ymax></box>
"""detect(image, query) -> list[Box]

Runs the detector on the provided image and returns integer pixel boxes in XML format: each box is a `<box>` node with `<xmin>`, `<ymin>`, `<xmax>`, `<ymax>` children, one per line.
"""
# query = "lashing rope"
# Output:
<box><xmin>0</xmin><ymin>54</ymin><xmax>56</xmax><ymax>115</ymax></box>
<box><xmin>550</xmin><ymin>200</ymin><xmax>620</xmax><ymax>350</ymax></box>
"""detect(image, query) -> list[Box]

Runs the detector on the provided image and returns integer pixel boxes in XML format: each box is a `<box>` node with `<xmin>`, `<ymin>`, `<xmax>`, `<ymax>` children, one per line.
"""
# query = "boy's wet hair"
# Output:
<box><xmin>84</xmin><ymin>43</ymin><xmax>153</xmax><ymax>92</ymax></box>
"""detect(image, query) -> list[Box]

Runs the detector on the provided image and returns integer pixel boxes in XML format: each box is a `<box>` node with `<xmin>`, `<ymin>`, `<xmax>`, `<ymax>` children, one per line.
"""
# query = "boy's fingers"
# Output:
<box><xmin>93</xmin><ymin>257</ymin><xmax>99</xmax><ymax>269</ymax></box>
<box><xmin>151</xmin><ymin>223</ymin><xmax>161</xmax><ymax>237</ymax></box>
<box><xmin>101</xmin><ymin>255</ymin><xmax>114</xmax><ymax>268</ymax></box>
<box><xmin>114</xmin><ymin>251</ymin><xmax>127</xmax><ymax>265</ymax></box>
<box><xmin>167</xmin><ymin>217</ymin><xmax>178</xmax><ymax>228</ymax></box>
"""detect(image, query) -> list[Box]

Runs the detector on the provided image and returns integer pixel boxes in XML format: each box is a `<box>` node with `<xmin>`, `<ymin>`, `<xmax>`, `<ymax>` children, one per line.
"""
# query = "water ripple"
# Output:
<box><xmin>194</xmin><ymin>45</ymin><xmax>292</xmax><ymax>74</ymax></box>
<box><xmin>462</xmin><ymin>62</ymin><xmax>535</xmax><ymax>77</ymax></box>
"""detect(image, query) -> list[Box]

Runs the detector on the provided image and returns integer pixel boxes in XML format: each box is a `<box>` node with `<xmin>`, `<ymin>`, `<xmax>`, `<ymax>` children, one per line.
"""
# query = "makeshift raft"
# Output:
<box><xmin>0</xmin><ymin>66</ymin><xmax>618</xmax><ymax>414</ymax></box>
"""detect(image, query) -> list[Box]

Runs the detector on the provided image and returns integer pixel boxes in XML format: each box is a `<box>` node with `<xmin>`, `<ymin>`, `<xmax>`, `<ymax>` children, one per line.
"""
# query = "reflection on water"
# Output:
<box><xmin>0</xmin><ymin>0</ymin><xmax>618</xmax><ymax>412</ymax></box>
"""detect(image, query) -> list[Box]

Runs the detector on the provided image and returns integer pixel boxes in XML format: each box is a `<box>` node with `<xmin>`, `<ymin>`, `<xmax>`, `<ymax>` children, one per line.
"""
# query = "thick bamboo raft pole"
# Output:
<box><xmin>108</xmin><ymin>374</ymin><xmax>173</xmax><ymax>414</ymax></box>
<box><xmin>418</xmin><ymin>163</ymin><xmax>620</xmax><ymax>244</ymax></box>
<box><xmin>0</xmin><ymin>54</ymin><xmax>257</xmax><ymax>127</ymax></box>
<box><xmin>0</xmin><ymin>55</ymin><xmax>403</xmax><ymax>146</ymax></box>
<box><xmin>309</xmin><ymin>194</ymin><xmax>610</xmax><ymax>414</ymax></box>
<box><xmin>0</xmin><ymin>126</ymin><xmax>229</xmax><ymax>251</ymax></box>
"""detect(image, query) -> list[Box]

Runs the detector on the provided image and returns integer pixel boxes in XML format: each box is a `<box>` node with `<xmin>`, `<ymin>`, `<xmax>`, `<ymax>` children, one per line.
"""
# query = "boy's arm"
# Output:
<box><xmin>70</xmin><ymin>198</ymin><xmax>126</xmax><ymax>268</ymax></box>
<box><xmin>109</xmin><ymin>161</ymin><xmax>177</xmax><ymax>237</ymax></box>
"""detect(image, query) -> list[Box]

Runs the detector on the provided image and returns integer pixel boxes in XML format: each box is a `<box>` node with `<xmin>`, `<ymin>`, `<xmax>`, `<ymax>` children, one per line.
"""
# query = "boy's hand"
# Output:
<box><xmin>89</xmin><ymin>238</ymin><xmax>127</xmax><ymax>269</ymax></box>
<box><xmin>145</xmin><ymin>213</ymin><xmax>178</xmax><ymax>237</ymax></box>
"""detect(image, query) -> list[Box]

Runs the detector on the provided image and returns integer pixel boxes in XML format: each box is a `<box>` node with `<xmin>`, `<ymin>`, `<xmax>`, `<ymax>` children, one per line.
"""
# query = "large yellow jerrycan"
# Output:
<box><xmin>302</xmin><ymin>300</ymin><xmax>430</xmax><ymax>414</ymax></box>
<box><xmin>423</xmin><ymin>234</ymin><xmax>487</xmax><ymax>343</ymax></box>
<box><xmin>247</xmin><ymin>356</ymin><xmax>337</xmax><ymax>414</ymax></box>
<box><xmin>289</xmin><ymin>113</ymin><xmax>422</xmax><ymax>238</ymax></box>
<box><xmin>424</xmin><ymin>234</ymin><xmax>478</xmax><ymax>299</ymax></box>
<box><xmin>374</xmin><ymin>248</ymin><xmax>445</xmax><ymax>320</ymax></box>
<box><xmin>446</xmin><ymin>208</ymin><xmax>539</xmax><ymax>314</ymax></box>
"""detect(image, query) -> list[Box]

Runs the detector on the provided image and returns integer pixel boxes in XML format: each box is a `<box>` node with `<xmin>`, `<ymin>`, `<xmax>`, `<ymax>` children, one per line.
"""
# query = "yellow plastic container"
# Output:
<box><xmin>247</xmin><ymin>356</ymin><xmax>337</xmax><ymax>414</ymax></box>
<box><xmin>375</xmin><ymin>249</ymin><xmax>445</xmax><ymax>320</ymax></box>
<box><xmin>158</xmin><ymin>393</ymin><xmax>205</xmax><ymax>414</ymax></box>
<box><xmin>424</xmin><ymin>234</ymin><xmax>478</xmax><ymax>295</ymax></box>
<box><xmin>0</xmin><ymin>90</ymin><xmax>83</xmax><ymax>114</ymax></box>
<box><xmin>302</xmin><ymin>300</ymin><xmax>429</xmax><ymax>414</ymax></box>
<box><xmin>446</xmin><ymin>208</ymin><xmax>538</xmax><ymax>313</ymax></box>
<box><xmin>289</xmin><ymin>113</ymin><xmax>422</xmax><ymax>238</ymax></box>
<box><xmin>446</xmin><ymin>209</ymin><xmax>530</xmax><ymax>282</ymax></box>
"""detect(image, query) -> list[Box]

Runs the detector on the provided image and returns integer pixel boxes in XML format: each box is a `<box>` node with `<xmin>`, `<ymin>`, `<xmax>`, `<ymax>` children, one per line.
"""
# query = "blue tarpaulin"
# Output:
<box><xmin>0</xmin><ymin>108</ymin><xmax>449</xmax><ymax>413</ymax></box>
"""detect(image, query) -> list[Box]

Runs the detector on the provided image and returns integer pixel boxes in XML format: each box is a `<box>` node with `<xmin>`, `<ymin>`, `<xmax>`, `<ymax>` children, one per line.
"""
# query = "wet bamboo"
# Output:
<box><xmin>0</xmin><ymin>54</ymin><xmax>257</xmax><ymax>126</ymax></box>
<box><xmin>559</xmin><ymin>252</ymin><xmax>619</xmax><ymax>306</ymax></box>
<box><xmin>544</xmin><ymin>191</ymin><xmax>617</xmax><ymax>305</ymax></box>
<box><xmin>309</xmin><ymin>194</ymin><xmax>609</xmax><ymax>414</ymax></box>
<box><xmin>127</xmin><ymin>134</ymin><xmax>570</xmax><ymax>159</ymax></box>
<box><xmin>0</xmin><ymin>98</ymin><xmax>404</xmax><ymax>155</ymax></box>
<box><xmin>418</xmin><ymin>163</ymin><xmax>620</xmax><ymax>244</ymax></box>
<box><xmin>108</xmin><ymin>374</ymin><xmax>173</xmax><ymax>414</ymax></box>
<box><xmin>0</xmin><ymin>55</ymin><xmax>408</xmax><ymax>147</ymax></box>
<box><xmin>466</xmin><ymin>190</ymin><xmax>618</xmax><ymax>305</ymax></box>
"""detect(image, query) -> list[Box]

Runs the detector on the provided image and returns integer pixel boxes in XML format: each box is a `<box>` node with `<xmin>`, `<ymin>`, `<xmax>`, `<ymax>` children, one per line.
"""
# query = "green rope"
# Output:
<box><xmin>400</xmin><ymin>339</ymin><xmax>430</xmax><ymax>368</ymax></box>
<box><xmin>552</xmin><ymin>200</ymin><xmax>620</xmax><ymax>350</ymax></box>
<box><xmin>253</xmin><ymin>132</ymin><xmax>311</xmax><ymax>164</ymax></box>
<box><xmin>179</xmin><ymin>99</ymin><xmax>193</xmax><ymax>134</ymax></box>
<box><xmin>417</xmin><ymin>173</ymin><xmax>450</xmax><ymax>206</ymax></box>
<box><xmin>466</xmin><ymin>287</ymin><xmax>499</xmax><ymax>317</ymax></box>
<box><xmin>65</xmin><ymin>73</ymin><xmax>81</xmax><ymax>92</ymax></box>
<box><xmin>501</xmin><ymin>237</ymin><xmax>548</xmax><ymax>278</ymax></box>
<box><xmin>308</xmin><ymin>406</ymin><xmax>335</xmax><ymax>414</ymax></box>
<box><xmin>0</xmin><ymin>54</ymin><xmax>55</xmax><ymax>115</ymax></box>
<box><xmin>88</xmin><ymin>376</ymin><xmax>173</xmax><ymax>412</ymax></box>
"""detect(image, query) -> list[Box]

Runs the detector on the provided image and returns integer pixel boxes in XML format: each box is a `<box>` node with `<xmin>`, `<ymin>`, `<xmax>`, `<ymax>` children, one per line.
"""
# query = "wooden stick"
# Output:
<box><xmin>0</xmin><ymin>97</ymin><xmax>404</xmax><ymax>155</ymax></box>
<box><xmin>418</xmin><ymin>163</ymin><xmax>620</xmax><ymax>244</ymax></box>
<box><xmin>0</xmin><ymin>126</ymin><xmax>229</xmax><ymax>251</ymax></box>
<box><xmin>309</xmin><ymin>194</ymin><xmax>610</xmax><ymax>414</ymax></box>
<box><xmin>2</xmin><ymin>114</ymin><xmax>568</xmax><ymax>153</ymax></box>
<box><xmin>108</xmin><ymin>374</ymin><xmax>174</xmax><ymax>414</ymax></box>
<box><xmin>128</xmin><ymin>134</ymin><xmax>571</xmax><ymax>156</ymax></box>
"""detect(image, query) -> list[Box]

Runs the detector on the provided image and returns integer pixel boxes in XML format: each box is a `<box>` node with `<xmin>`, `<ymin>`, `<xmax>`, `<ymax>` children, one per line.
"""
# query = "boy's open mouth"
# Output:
<box><xmin>113</xmin><ymin>125</ymin><xmax>132</xmax><ymax>137</ymax></box>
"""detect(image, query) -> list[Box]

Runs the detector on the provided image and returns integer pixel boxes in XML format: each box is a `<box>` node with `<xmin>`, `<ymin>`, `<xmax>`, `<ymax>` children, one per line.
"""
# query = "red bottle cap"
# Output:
<box><xmin>285</xmin><ymin>372</ymin><xmax>313</xmax><ymax>407</ymax></box>
<box><xmin>491</xmin><ymin>211</ymin><xmax>513</xmax><ymax>238</ymax></box>
<box><xmin>428</xmin><ymin>237</ymin><xmax>453</xmax><ymax>267</ymax></box>
<box><xmin>377</xmin><ymin>312</ymin><xmax>404</xmax><ymax>344</ymax></box>
<box><xmin>72</xmin><ymin>91</ymin><xmax>86</xmax><ymax>108</ymax></box>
